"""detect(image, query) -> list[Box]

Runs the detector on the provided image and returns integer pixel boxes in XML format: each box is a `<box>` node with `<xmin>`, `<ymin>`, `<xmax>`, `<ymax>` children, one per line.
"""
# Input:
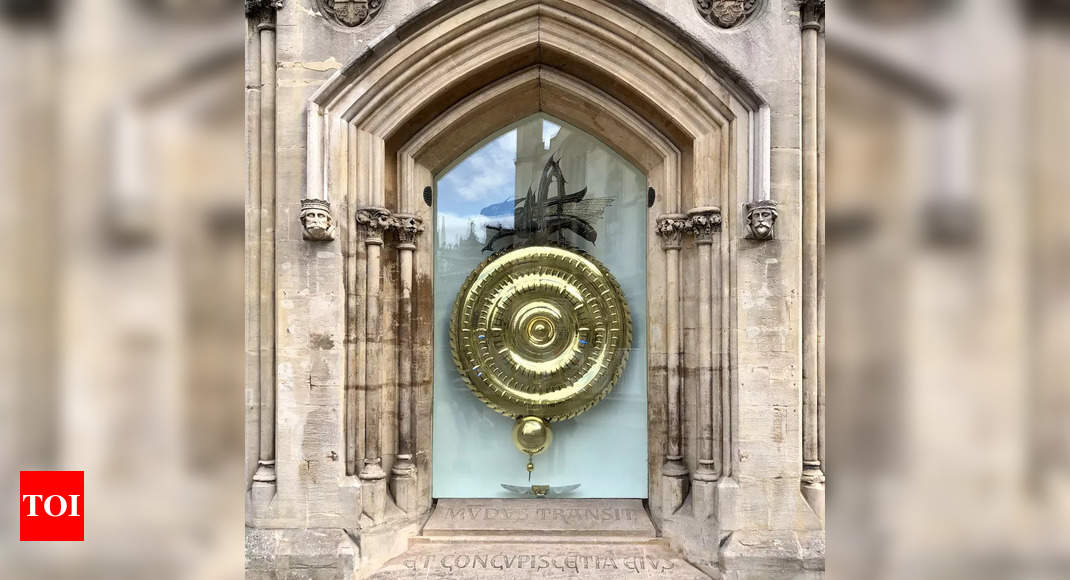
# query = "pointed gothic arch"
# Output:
<box><xmin>298</xmin><ymin>0</ymin><xmax>779</xmax><ymax>570</ymax></box>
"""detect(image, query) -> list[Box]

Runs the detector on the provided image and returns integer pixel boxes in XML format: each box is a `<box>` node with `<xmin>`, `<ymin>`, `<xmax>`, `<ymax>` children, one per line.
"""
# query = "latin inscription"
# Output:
<box><xmin>442</xmin><ymin>505</ymin><xmax>642</xmax><ymax>525</ymax></box>
<box><xmin>403</xmin><ymin>553</ymin><xmax>677</xmax><ymax>575</ymax></box>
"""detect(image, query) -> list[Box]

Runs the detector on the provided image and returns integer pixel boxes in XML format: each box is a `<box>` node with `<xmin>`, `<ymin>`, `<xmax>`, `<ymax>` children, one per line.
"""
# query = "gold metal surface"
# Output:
<box><xmin>450</xmin><ymin>245</ymin><xmax>632</xmax><ymax>421</ymax></box>
<box><xmin>512</xmin><ymin>416</ymin><xmax>552</xmax><ymax>455</ymax></box>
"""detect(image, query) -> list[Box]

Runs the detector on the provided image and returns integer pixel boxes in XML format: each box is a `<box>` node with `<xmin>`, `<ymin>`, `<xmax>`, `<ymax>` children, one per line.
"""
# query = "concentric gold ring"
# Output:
<box><xmin>449</xmin><ymin>245</ymin><xmax>632</xmax><ymax>421</ymax></box>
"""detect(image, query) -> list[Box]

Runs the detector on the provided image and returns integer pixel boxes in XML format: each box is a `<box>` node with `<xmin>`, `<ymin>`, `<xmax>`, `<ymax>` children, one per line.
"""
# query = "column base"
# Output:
<box><xmin>249</xmin><ymin>460</ymin><xmax>277</xmax><ymax>519</ymax></box>
<box><xmin>389</xmin><ymin>461</ymin><xmax>417</xmax><ymax>514</ymax></box>
<box><xmin>692</xmin><ymin>478</ymin><xmax>717</xmax><ymax>521</ymax></box>
<box><xmin>716</xmin><ymin>477</ymin><xmax>740</xmax><ymax>531</ymax></box>
<box><xmin>660</xmin><ymin>461</ymin><xmax>689</xmax><ymax>516</ymax></box>
<box><xmin>360</xmin><ymin>462</ymin><xmax>388</xmax><ymax>522</ymax></box>
<box><xmin>801</xmin><ymin>480</ymin><xmax>825</xmax><ymax>525</ymax></box>
<box><xmin>801</xmin><ymin>465</ymin><xmax>825</xmax><ymax>523</ymax></box>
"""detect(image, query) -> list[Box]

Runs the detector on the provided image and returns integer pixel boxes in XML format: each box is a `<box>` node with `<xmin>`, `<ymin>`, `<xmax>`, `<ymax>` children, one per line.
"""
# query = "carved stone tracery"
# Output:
<box><xmin>695</xmin><ymin>0</ymin><xmax>761</xmax><ymax>29</ymax></box>
<box><xmin>315</xmin><ymin>0</ymin><xmax>383</xmax><ymax>27</ymax></box>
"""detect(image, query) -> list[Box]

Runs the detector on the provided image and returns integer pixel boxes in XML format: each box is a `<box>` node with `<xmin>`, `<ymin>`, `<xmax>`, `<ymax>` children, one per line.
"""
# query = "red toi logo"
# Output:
<box><xmin>20</xmin><ymin>471</ymin><xmax>84</xmax><ymax>541</ymax></box>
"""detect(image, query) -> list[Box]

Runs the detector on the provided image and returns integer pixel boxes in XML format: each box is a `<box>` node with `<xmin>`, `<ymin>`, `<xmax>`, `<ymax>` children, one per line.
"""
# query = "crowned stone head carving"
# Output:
<box><xmin>745</xmin><ymin>200</ymin><xmax>778</xmax><ymax>241</ymax></box>
<box><xmin>300</xmin><ymin>199</ymin><xmax>335</xmax><ymax>241</ymax></box>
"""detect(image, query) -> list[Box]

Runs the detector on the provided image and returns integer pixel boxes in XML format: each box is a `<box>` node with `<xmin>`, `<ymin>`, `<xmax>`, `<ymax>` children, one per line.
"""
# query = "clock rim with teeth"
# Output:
<box><xmin>449</xmin><ymin>244</ymin><xmax>633</xmax><ymax>469</ymax></box>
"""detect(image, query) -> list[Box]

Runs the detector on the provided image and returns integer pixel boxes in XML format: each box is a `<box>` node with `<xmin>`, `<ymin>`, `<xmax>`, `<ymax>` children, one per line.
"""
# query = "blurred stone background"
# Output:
<box><xmin>0</xmin><ymin>0</ymin><xmax>1068</xmax><ymax>578</ymax></box>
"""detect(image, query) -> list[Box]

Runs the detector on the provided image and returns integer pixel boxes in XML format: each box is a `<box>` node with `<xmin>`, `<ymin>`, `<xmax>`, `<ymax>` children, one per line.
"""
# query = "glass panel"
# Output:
<box><xmin>432</xmin><ymin>114</ymin><xmax>647</xmax><ymax>498</ymax></box>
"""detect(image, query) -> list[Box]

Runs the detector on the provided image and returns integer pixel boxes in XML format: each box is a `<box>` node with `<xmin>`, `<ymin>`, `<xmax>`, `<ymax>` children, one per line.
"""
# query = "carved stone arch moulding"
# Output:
<box><xmin>302</xmin><ymin>0</ymin><xmax>768</xmax><ymax>558</ymax></box>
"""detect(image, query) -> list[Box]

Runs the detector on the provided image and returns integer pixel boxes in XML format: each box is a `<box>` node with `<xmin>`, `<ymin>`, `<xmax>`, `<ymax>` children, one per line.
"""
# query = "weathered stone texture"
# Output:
<box><xmin>247</xmin><ymin>0</ymin><xmax>823</xmax><ymax>577</ymax></box>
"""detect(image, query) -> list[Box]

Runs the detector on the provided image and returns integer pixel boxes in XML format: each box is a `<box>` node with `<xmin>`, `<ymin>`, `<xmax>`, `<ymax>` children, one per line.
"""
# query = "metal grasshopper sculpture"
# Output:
<box><xmin>483</xmin><ymin>156</ymin><xmax>614</xmax><ymax>252</ymax></box>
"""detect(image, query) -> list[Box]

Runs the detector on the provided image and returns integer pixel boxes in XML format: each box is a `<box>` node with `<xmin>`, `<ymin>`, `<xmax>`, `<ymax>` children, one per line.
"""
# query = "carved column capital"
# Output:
<box><xmin>245</xmin><ymin>0</ymin><xmax>283</xmax><ymax>17</ymax></box>
<box><xmin>695</xmin><ymin>1</ymin><xmax>762</xmax><ymax>29</ymax></box>
<box><xmin>356</xmin><ymin>207</ymin><xmax>393</xmax><ymax>245</ymax></box>
<box><xmin>392</xmin><ymin>213</ymin><xmax>424</xmax><ymax>249</ymax></box>
<box><xmin>687</xmin><ymin>207</ymin><xmax>722</xmax><ymax>244</ymax></box>
<box><xmin>299</xmin><ymin>199</ymin><xmax>335</xmax><ymax>242</ymax></box>
<box><xmin>656</xmin><ymin>214</ymin><xmax>690</xmax><ymax>250</ymax></box>
<box><xmin>745</xmin><ymin>200</ymin><xmax>779</xmax><ymax>241</ymax></box>
<box><xmin>800</xmin><ymin>0</ymin><xmax>825</xmax><ymax>32</ymax></box>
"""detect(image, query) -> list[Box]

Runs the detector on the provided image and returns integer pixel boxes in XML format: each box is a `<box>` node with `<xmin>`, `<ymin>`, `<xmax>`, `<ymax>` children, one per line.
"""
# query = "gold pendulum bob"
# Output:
<box><xmin>513</xmin><ymin>416</ymin><xmax>552</xmax><ymax>480</ymax></box>
<box><xmin>451</xmin><ymin>246</ymin><xmax>632</xmax><ymax>478</ymax></box>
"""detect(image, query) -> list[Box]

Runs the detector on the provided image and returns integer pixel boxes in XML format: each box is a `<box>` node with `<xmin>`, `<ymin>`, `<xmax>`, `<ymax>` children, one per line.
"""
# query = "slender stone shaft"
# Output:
<box><xmin>719</xmin><ymin>217</ymin><xmax>732</xmax><ymax>478</ymax></box>
<box><xmin>801</xmin><ymin>1</ymin><xmax>826</xmax><ymax>517</ymax></box>
<box><xmin>656</xmin><ymin>214</ymin><xmax>689</xmax><ymax>482</ymax></box>
<box><xmin>253</xmin><ymin>20</ymin><xmax>276</xmax><ymax>485</ymax></box>
<box><xmin>363</xmin><ymin>238</ymin><xmax>384</xmax><ymax>476</ymax></box>
<box><xmin>667</xmin><ymin>247</ymin><xmax>683</xmax><ymax>463</ymax></box>
<box><xmin>688</xmin><ymin>207</ymin><xmax>721</xmax><ymax>481</ymax></box>
<box><xmin>393</xmin><ymin>215</ymin><xmax>422</xmax><ymax>471</ymax></box>
<box><xmin>816</xmin><ymin>24</ymin><xmax>827</xmax><ymax>474</ymax></box>
<box><xmin>397</xmin><ymin>247</ymin><xmax>413</xmax><ymax>464</ymax></box>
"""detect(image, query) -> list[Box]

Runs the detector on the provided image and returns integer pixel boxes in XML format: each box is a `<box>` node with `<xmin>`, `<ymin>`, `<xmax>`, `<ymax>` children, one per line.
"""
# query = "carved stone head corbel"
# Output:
<box><xmin>744</xmin><ymin>200</ymin><xmax>778</xmax><ymax>241</ymax></box>
<box><xmin>300</xmin><ymin>199</ymin><xmax>336</xmax><ymax>241</ymax></box>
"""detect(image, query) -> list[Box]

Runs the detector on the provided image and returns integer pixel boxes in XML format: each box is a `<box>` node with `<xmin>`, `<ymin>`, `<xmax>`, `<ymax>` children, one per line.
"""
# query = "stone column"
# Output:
<box><xmin>356</xmin><ymin>206</ymin><xmax>392</xmax><ymax>521</ymax></box>
<box><xmin>800</xmin><ymin>0</ymin><xmax>826</xmax><ymax>522</ymax></box>
<box><xmin>249</xmin><ymin>2</ymin><xmax>278</xmax><ymax>516</ymax></box>
<box><xmin>816</xmin><ymin>14</ymin><xmax>827</xmax><ymax>486</ymax></box>
<box><xmin>688</xmin><ymin>207</ymin><xmax>722</xmax><ymax>520</ymax></box>
<box><xmin>656</xmin><ymin>214</ymin><xmax>690</xmax><ymax>514</ymax></box>
<box><xmin>390</xmin><ymin>213</ymin><xmax>423</xmax><ymax>514</ymax></box>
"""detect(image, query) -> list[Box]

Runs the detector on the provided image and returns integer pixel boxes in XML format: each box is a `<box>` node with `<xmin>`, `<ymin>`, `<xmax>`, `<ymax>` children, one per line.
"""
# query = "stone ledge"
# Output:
<box><xmin>245</xmin><ymin>527</ymin><xmax>359</xmax><ymax>578</ymax></box>
<box><xmin>719</xmin><ymin>529</ymin><xmax>825</xmax><ymax>579</ymax></box>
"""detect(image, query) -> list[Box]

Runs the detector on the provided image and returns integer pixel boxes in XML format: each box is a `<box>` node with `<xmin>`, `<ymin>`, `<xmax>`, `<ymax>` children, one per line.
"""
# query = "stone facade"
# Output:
<box><xmin>246</xmin><ymin>1</ymin><xmax>825</xmax><ymax>578</ymax></box>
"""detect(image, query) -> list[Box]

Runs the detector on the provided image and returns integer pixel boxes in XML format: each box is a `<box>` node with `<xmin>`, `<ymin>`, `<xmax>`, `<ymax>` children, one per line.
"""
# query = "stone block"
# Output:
<box><xmin>424</xmin><ymin>499</ymin><xmax>656</xmax><ymax>537</ymax></box>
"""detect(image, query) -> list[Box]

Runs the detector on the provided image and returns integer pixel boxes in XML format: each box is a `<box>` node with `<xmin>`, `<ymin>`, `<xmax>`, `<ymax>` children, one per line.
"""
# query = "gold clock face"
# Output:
<box><xmin>450</xmin><ymin>245</ymin><xmax>632</xmax><ymax>422</ymax></box>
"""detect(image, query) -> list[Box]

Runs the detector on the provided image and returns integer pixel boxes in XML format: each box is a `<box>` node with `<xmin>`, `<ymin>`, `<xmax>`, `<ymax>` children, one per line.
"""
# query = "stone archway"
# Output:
<box><xmin>307</xmin><ymin>0</ymin><xmax>759</xmax><ymax>532</ymax></box>
<box><xmin>246</xmin><ymin>0</ymin><xmax>824</xmax><ymax>577</ymax></box>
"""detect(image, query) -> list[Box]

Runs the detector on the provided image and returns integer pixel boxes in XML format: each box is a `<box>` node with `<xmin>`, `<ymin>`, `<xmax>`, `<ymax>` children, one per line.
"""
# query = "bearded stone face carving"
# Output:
<box><xmin>300</xmin><ymin>199</ymin><xmax>336</xmax><ymax>241</ymax></box>
<box><xmin>694</xmin><ymin>0</ymin><xmax>761</xmax><ymax>29</ymax></box>
<box><xmin>315</xmin><ymin>0</ymin><xmax>382</xmax><ymax>27</ymax></box>
<box><xmin>745</xmin><ymin>200</ymin><xmax>778</xmax><ymax>241</ymax></box>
